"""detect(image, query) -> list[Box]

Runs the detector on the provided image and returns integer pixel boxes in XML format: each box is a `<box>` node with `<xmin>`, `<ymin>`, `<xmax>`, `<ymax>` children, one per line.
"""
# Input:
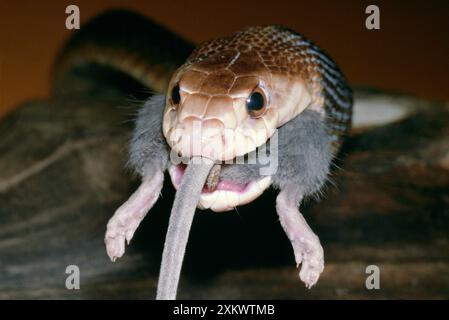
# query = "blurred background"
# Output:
<box><xmin>0</xmin><ymin>0</ymin><xmax>448</xmax><ymax>118</ymax></box>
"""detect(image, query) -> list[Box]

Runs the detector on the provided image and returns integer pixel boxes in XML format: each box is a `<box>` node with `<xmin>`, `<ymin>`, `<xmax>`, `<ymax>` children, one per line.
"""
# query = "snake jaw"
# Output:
<box><xmin>168</xmin><ymin>164</ymin><xmax>272</xmax><ymax>212</ymax></box>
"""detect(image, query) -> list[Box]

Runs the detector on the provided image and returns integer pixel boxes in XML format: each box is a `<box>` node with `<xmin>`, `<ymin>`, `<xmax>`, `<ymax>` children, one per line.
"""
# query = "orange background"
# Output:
<box><xmin>0</xmin><ymin>0</ymin><xmax>448</xmax><ymax>118</ymax></box>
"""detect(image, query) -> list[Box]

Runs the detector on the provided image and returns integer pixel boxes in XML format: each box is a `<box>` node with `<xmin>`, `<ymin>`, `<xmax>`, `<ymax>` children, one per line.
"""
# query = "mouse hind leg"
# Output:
<box><xmin>271</xmin><ymin>109</ymin><xmax>335</xmax><ymax>288</ymax></box>
<box><xmin>105</xmin><ymin>167</ymin><xmax>164</xmax><ymax>261</ymax></box>
<box><xmin>276</xmin><ymin>185</ymin><xmax>324</xmax><ymax>288</ymax></box>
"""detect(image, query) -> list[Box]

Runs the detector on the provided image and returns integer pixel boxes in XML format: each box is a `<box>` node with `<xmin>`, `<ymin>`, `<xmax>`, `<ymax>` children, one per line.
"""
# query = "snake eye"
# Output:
<box><xmin>246</xmin><ymin>89</ymin><xmax>267</xmax><ymax>118</ymax></box>
<box><xmin>171</xmin><ymin>84</ymin><xmax>181</xmax><ymax>105</ymax></box>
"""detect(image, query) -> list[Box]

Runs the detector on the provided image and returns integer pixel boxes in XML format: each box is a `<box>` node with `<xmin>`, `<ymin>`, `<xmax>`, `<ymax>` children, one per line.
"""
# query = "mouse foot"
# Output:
<box><xmin>275</xmin><ymin>185</ymin><xmax>325</xmax><ymax>289</ymax></box>
<box><xmin>105</xmin><ymin>170</ymin><xmax>164</xmax><ymax>261</ymax></box>
<box><xmin>294</xmin><ymin>232</ymin><xmax>324</xmax><ymax>288</ymax></box>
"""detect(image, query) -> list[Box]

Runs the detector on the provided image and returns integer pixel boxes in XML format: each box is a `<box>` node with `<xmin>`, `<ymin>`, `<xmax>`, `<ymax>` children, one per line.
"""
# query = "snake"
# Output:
<box><xmin>55</xmin><ymin>10</ymin><xmax>353</xmax><ymax>299</ymax></box>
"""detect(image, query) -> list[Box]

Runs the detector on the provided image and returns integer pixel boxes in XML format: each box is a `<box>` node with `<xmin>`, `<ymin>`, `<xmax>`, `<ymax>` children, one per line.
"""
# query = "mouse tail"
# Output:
<box><xmin>156</xmin><ymin>156</ymin><xmax>214</xmax><ymax>300</ymax></box>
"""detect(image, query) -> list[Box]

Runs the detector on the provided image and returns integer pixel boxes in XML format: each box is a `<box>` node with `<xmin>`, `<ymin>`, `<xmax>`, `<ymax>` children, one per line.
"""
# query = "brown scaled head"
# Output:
<box><xmin>162</xmin><ymin>47</ymin><xmax>278</xmax><ymax>161</ymax></box>
<box><xmin>162</xmin><ymin>26</ymin><xmax>313</xmax><ymax>162</ymax></box>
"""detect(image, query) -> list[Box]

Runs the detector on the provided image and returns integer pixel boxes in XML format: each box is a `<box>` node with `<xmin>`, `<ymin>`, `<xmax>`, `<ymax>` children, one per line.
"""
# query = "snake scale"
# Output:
<box><xmin>55</xmin><ymin>10</ymin><xmax>353</xmax><ymax>299</ymax></box>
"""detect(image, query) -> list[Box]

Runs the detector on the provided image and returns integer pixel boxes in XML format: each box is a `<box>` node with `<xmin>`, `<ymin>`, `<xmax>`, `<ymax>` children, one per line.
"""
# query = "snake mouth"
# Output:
<box><xmin>168</xmin><ymin>164</ymin><xmax>271</xmax><ymax>212</ymax></box>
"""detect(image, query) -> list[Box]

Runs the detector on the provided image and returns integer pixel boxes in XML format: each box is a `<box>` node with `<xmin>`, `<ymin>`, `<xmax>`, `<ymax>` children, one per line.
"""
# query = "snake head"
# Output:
<box><xmin>162</xmin><ymin>47</ymin><xmax>310</xmax><ymax>162</ymax></box>
<box><xmin>161</xmin><ymin>27</ymin><xmax>315</xmax><ymax>211</ymax></box>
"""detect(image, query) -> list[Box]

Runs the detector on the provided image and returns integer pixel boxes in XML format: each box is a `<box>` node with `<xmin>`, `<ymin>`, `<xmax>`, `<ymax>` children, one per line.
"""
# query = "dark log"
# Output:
<box><xmin>0</xmin><ymin>71</ymin><xmax>448</xmax><ymax>299</ymax></box>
